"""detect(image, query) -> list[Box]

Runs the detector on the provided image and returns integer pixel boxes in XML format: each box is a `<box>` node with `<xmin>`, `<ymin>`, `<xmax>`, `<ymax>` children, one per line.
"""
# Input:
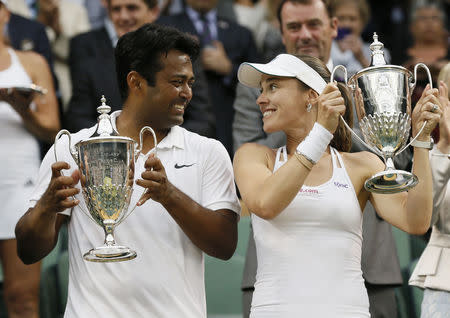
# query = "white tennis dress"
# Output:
<box><xmin>250</xmin><ymin>146</ymin><xmax>370</xmax><ymax>317</ymax></box>
<box><xmin>0</xmin><ymin>48</ymin><xmax>40</xmax><ymax>239</ymax></box>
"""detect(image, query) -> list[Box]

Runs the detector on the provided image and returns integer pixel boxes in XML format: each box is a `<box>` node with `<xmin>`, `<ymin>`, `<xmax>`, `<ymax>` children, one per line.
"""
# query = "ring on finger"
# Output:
<box><xmin>431</xmin><ymin>104</ymin><xmax>439</xmax><ymax>113</ymax></box>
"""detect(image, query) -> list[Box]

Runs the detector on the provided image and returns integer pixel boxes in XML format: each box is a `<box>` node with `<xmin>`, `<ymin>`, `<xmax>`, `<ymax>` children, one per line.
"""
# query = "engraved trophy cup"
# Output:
<box><xmin>54</xmin><ymin>96</ymin><xmax>157</xmax><ymax>262</ymax></box>
<box><xmin>331</xmin><ymin>33</ymin><xmax>433</xmax><ymax>193</ymax></box>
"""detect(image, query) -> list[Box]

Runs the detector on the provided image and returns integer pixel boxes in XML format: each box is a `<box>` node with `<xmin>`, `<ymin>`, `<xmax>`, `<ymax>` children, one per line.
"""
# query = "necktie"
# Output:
<box><xmin>199</xmin><ymin>14</ymin><xmax>213</xmax><ymax>47</ymax></box>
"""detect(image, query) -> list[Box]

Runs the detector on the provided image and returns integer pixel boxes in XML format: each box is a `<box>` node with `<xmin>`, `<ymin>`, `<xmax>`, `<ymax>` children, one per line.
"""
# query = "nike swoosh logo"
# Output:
<box><xmin>174</xmin><ymin>163</ymin><xmax>196</xmax><ymax>169</ymax></box>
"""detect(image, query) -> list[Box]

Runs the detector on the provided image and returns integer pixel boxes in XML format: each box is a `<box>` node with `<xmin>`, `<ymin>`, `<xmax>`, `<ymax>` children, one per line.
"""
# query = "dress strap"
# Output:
<box><xmin>330</xmin><ymin>147</ymin><xmax>338</xmax><ymax>169</ymax></box>
<box><xmin>7</xmin><ymin>48</ymin><xmax>19</xmax><ymax>65</ymax></box>
<box><xmin>273</xmin><ymin>146</ymin><xmax>288</xmax><ymax>172</ymax></box>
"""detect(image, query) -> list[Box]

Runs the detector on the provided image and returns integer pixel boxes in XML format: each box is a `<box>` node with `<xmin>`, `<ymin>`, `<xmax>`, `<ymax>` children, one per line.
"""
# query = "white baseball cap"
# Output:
<box><xmin>238</xmin><ymin>54</ymin><xmax>327</xmax><ymax>94</ymax></box>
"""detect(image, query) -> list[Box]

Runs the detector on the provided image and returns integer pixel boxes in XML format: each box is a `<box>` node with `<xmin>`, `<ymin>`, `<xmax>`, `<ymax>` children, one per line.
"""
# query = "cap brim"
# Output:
<box><xmin>237</xmin><ymin>62</ymin><xmax>295</xmax><ymax>88</ymax></box>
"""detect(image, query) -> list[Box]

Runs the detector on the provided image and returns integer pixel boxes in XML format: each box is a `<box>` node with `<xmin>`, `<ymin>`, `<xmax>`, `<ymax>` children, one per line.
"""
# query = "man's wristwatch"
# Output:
<box><xmin>410</xmin><ymin>138</ymin><xmax>434</xmax><ymax>150</ymax></box>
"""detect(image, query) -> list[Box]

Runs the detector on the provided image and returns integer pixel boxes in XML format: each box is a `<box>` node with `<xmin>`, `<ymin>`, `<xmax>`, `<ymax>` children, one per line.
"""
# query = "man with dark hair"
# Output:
<box><xmin>234</xmin><ymin>1</ymin><xmax>404</xmax><ymax>317</ymax></box>
<box><xmin>15</xmin><ymin>23</ymin><xmax>240</xmax><ymax>318</ymax></box>
<box><xmin>65</xmin><ymin>0</ymin><xmax>214</xmax><ymax>138</ymax></box>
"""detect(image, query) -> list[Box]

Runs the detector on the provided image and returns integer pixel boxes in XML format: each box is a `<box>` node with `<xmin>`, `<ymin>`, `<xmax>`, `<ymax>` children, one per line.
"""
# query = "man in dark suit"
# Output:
<box><xmin>157</xmin><ymin>0</ymin><xmax>259</xmax><ymax>156</ymax></box>
<box><xmin>65</xmin><ymin>0</ymin><xmax>214</xmax><ymax>137</ymax></box>
<box><xmin>233</xmin><ymin>1</ymin><xmax>404</xmax><ymax>317</ymax></box>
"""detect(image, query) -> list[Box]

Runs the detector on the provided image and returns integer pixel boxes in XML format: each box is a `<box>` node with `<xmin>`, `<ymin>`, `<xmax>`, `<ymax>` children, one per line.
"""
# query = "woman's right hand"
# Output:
<box><xmin>316</xmin><ymin>83</ymin><xmax>346</xmax><ymax>134</ymax></box>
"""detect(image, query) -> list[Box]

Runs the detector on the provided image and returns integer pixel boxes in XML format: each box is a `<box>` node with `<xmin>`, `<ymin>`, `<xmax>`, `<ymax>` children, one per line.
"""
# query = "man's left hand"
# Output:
<box><xmin>136</xmin><ymin>154</ymin><xmax>173</xmax><ymax>206</ymax></box>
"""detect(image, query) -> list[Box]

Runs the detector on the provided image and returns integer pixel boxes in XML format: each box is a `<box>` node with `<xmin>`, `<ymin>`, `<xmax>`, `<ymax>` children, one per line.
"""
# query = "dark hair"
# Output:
<box><xmin>295</xmin><ymin>54</ymin><xmax>353</xmax><ymax>152</ymax></box>
<box><xmin>277</xmin><ymin>0</ymin><xmax>337</xmax><ymax>29</ymax></box>
<box><xmin>107</xmin><ymin>0</ymin><xmax>158</xmax><ymax>9</ymax></box>
<box><xmin>115</xmin><ymin>23</ymin><xmax>200</xmax><ymax>99</ymax></box>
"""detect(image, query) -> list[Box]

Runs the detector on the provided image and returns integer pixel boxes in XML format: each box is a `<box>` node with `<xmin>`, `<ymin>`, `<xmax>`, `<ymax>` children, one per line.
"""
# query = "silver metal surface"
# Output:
<box><xmin>330</xmin><ymin>33</ymin><xmax>433</xmax><ymax>193</ymax></box>
<box><xmin>54</xmin><ymin>96</ymin><xmax>157</xmax><ymax>262</ymax></box>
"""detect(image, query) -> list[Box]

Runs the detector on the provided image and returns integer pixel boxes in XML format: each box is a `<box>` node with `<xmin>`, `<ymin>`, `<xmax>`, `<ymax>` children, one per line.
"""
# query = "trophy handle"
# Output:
<box><xmin>54</xmin><ymin>130</ymin><xmax>95</xmax><ymax>222</ymax></box>
<box><xmin>397</xmin><ymin>63</ymin><xmax>433</xmax><ymax>155</ymax></box>
<box><xmin>411</xmin><ymin>63</ymin><xmax>433</xmax><ymax>90</ymax></box>
<box><xmin>117</xmin><ymin>126</ymin><xmax>159</xmax><ymax>226</ymax></box>
<box><xmin>54</xmin><ymin>129</ymin><xmax>78</xmax><ymax>164</ymax></box>
<box><xmin>136</xmin><ymin>126</ymin><xmax>158</xmax><ymax>158</ymax></box>
<box><xmin>330</xmin><ymin>65</ymin><xmax>384</xmax><ymax>157</ymax></box>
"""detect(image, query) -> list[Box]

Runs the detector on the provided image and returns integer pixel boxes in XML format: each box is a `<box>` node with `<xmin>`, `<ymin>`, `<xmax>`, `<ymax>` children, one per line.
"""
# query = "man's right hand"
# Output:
<box><xmin>37</xmin><ymin>162</ymin><xmax>80</xmax><ymax>213</ymax></box>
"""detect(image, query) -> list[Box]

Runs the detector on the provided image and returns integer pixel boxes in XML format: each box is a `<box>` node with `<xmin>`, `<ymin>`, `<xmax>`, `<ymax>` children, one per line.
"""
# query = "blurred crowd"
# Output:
<box><xmin>0</xmin><ymin>0</ymin><xmax>448</xmax><ymax>317</ymax></box>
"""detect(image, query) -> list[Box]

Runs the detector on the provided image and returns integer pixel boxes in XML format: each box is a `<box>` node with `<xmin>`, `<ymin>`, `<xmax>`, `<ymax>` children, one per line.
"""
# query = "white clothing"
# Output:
<box><xmin>0</xmin><ymin>48</ymin><xmax>40</xmax><ymax>239</ymax></box>
<box><xmin>250</xmin><ymin>147</ymin><xmax>370</xmax><ymax>317</ymax></box>
<box><xmin>29</xmin><ymin>112</ymin><xmax>241</xmax><ymax>318</ymax></box>
<box><xmin>410</xmin><ymin>146</ymin><xmax>450</xmax><ymax>292</ymax></box>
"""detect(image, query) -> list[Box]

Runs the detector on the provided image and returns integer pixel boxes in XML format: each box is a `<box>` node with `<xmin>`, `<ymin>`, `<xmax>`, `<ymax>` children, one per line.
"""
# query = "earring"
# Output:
<box><xmin>306</xmin><ymin>103</ymin><xmax>312</xmax><ymax>112</ymax></box>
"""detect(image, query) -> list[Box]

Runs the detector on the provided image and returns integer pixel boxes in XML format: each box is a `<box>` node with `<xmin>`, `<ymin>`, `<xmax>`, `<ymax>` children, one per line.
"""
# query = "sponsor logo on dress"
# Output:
<box><xmin>299</xmin><ymin>188</ymin><xmax>319</xmax><ymax>196</ymax></box>
<box><xmin>334</xmin><ymin>181</ymin><xmax>349</xmax><ymax>189</ymax></box>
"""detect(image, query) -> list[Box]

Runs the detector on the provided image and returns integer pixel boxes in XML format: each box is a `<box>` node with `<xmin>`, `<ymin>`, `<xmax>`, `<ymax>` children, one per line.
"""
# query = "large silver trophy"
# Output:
<box><xmin>54</xmin><ymin>96</ymin><xmax>157</xmax><ymax>262</ymax></box>
<box><xmin>331</xmin><ymin>33</ymin><xmax>433</xmax><ymax>193</ymax></box>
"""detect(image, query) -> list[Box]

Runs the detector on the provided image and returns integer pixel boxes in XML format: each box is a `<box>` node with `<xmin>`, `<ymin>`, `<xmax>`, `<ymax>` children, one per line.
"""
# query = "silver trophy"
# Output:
<box><xmin>331</xmin><ymin>33</ymin><xmax>433</xmax><ymax>193</ymax></box>
<box><xmin>54</xmin><ymin>96</ymin><xmax>157</xmax><ymax>262</ymax></box>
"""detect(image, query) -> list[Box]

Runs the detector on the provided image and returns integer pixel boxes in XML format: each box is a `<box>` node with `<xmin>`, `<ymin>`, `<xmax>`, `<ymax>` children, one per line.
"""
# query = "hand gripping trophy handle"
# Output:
<box><xmin>53</xmin><ymin>126</ymin><xmax>159</xmax><ymax>226</ymax></box>
<box><xmin>330</xmin><ymin>64</ymin><xmax>432</xmax><ymax>157</ymax></box>
<box><xmin>330</xmin><ymin>65</ymin><xmax>384</xmax><ymax>157</ymax></box>
<box><xmin>116</xmin><ymin>125</ymin><xmax>158</xmax><ymax>226</ymax></box>
<box><xmin>396</xmin><ymin>63</ymin><xmax>433</xmax><ymax>155</ymax></box>
<box><xmin>54</xmin><ymin>129</ymin><xmax>94</xmax><ymax>222</ymax></box>
<box><xmin>328</xmin><ymin>33</ymin><xmax>434</xmax><ymax>193</ymax></box>
<box><xmin>52</xmin><ymin>96</ymin><xmax>161</xmax><ymax>262</ymax></box>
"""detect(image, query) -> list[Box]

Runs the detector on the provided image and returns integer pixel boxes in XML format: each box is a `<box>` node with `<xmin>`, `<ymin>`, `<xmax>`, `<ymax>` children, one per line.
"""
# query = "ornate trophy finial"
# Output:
<box><xmin>369</xmin><ymin>32</ymin><xmax>386</xmax><ymax>66</ymax></box>
<box><xmin>97</xmin><ymin>95</ymin><xmax>111</xmax><ymax>115</ymax></box>
<box><xmin>93</xmin><ymin>95</ymin><xmax>118</xmax><ymax>137</ymax></box>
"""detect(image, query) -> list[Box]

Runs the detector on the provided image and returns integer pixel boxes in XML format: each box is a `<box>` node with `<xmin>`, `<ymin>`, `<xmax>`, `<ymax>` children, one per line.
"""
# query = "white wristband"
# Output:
<box><xmin>296</xmin><ymin>123</ymin><xmax>333</xmax><ymax>164</ymax></box>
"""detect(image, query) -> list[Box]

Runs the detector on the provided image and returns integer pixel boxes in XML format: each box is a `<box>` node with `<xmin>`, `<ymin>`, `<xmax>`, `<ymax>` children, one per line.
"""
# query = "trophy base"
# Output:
<box><xmin>83</xmin><ymin>245</ymin><xmax>137</xmax><ymax>263</ymax></box>
<box><xmin>364</xmin><ymin>170</ymin><xmax>418</xmax><ymax>194</ymax></box>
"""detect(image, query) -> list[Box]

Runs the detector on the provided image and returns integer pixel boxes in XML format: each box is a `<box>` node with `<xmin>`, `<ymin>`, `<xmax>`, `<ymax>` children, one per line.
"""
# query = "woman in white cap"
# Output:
<box><xmin>0</xmin><ymin>0</ymin><xmax>60</xmax><ymax>316</ymax></box>
<box><xmin>233</xmin><ymin>53</ymin><xmax>446</xmax><ymax>317</ymax></box>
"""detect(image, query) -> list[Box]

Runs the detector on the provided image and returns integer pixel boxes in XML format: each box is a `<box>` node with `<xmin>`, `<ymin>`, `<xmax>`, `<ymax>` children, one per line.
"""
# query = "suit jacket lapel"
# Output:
<box><xmin>96</xmin><ymin>27</ymin><xmax>115</xmax><ymax>59</ymax></box>
<box><xmin>217</xmin><ymin>18</ymin><xmax>232</xmax><ymax>48</ymax></box>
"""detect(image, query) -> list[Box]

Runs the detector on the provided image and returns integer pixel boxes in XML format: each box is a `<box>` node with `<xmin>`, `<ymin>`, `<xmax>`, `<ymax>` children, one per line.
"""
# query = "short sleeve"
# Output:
<box><xmin>201</xmin><ymin>140</ymin><xmax>241</xmax><ymax>215</ymax></box>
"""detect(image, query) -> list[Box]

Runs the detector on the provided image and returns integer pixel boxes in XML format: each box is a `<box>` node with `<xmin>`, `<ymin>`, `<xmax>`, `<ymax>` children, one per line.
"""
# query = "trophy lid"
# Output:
<box><xmin>91</xmin><ymin>95</ymin><xmax>120</xmax><ymax>138</ymax></box>
<box><xmin>369</xmin><ymin>33</ymin><xmax>387</xmax><ymax>66</ymax></box>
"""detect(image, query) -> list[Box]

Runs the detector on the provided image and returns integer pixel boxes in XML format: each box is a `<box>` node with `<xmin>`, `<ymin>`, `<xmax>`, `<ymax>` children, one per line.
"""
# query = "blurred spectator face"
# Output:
<box><xmin>185</xmin><ymin>0</ymin><xmax>219</xmax><ymax>13</ymax></box>
<box><xmin>335</xmin><ymin>3</ymin><xmax>363</xmax><ymax>36</ymax></box>
<box><xmin>279</xmin><ymin>0</ymin><xmax>337</xmax><ymax>63</ymax></box>
<box><xmin>411</xmin><ymin>7</ymin><xmax>445</xmax><ymax>44</ymax></box>
<box><xmin>108</xmin><ymin>0</ymin><xmax>159</xmax><ymax>37</ymax></box>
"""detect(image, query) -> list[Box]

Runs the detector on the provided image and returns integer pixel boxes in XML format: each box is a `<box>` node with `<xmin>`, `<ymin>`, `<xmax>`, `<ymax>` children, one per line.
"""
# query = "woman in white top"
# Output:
<box><xmin>0</xmin><ymin>1</ymin><xmax>59</xmax><ymax>316</ymax></box>
<box><xmin>409</xmin><ymin>64</ymin><xmax>450</xmax><ymax>317</ymax></box>
<box><xmin>233</xmin><ymin>53</ymin><xmax>445</xmax><ymax>317</ymax></box>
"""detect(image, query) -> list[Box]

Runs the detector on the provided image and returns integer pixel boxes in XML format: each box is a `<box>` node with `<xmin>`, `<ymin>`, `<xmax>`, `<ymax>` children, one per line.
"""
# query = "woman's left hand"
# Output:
<box><xmin>412</xmin><ymin>84</ymin><xmax>443</xmax><ymax>141</ymax></box>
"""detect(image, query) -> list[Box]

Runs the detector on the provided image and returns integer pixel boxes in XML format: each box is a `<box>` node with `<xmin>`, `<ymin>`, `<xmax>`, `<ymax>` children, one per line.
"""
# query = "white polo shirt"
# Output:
<box><xmin>29</xmin><ymin>112</ymin><xmax>241</xmax><ymax>318</ymax></box>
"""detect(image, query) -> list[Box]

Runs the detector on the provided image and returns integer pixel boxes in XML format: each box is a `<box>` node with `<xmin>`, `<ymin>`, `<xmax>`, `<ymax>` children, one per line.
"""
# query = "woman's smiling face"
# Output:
<box><xmin>257</xmin><ymin>74</ymin><xmax>311</xmax><ymax>133</ymax></box>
